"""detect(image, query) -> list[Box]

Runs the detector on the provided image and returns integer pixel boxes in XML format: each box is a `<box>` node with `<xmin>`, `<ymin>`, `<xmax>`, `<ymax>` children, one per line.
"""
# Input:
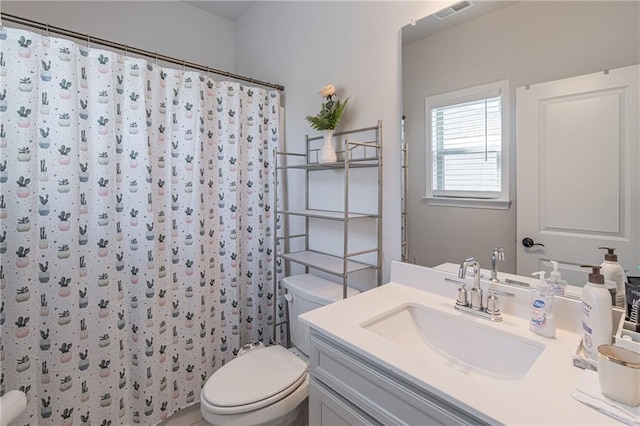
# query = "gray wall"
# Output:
<box><xmin>2</xmin><ymin>1</ymin><xmax>236</xmax><ymax>72</ymax></box>
<box><xmin>234</xmin><ymin>1</ymin><xmax>448</xmax><ymax>285</ymax></box>
<box><xmin>403</xmin><ymin>1</ymin><xmax>640</xmax><ymax>272</ymax></box>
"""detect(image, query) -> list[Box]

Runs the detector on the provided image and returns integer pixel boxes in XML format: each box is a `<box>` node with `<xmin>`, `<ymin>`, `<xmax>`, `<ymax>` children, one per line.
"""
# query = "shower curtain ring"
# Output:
<box><xmin>182</xmin><ymin>59</ymin><xmax>186</xmax><ymax>72</ymax></box>
<box><xmin>124</xmin><ymin>45</ymin><xmax>128</xmax><ymax>57</ymax></box>
<box><xmin>86</xmin><ymin>34</ymin><xmax>91</xmax><ymax>49</ymax></box>
<box><xmin>155</xmin><ymin>52</ymin><xmax>158</xmax><ymax>65</ymax></box>
<box><xmin>45</xmin><ymin>23</ymin><xmax>50</xmax><ymax>38</ymax></box>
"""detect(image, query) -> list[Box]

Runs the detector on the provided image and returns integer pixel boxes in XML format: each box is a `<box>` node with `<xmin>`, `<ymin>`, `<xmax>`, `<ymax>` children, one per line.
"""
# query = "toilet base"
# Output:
<box><xmin>269</xmin><ymin>399</ymin><xmax>307</xmax><ymax>426</ymax></box>
<box><xmin>203</xmin><ymin>399</ymin><xmax>307</xmax><ymax>426</ymax></box>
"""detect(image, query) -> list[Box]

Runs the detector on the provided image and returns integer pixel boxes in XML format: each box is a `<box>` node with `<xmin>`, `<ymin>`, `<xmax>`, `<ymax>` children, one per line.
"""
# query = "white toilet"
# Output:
<box><xmin>200</xmin><ymin>274</ymin><xmax>360</xmax><ymax>426</ymax></box>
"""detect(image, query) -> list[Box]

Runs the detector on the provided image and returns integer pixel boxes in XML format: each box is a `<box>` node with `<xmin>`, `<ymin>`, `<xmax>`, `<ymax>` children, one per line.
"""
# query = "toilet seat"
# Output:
<box><xmin>204</xmin><ymin>373</ymin><xmax>306</xmax><ymax>415</ymax></box>
<box><xmin>201</xmin><ymin>345</ymin><xmax>308</xmax><ymax>415</ymax></box>
<box><xmin>201</xmin><ymin>376</ymin><xmax>309</xmax><ymax>426</ymax></box>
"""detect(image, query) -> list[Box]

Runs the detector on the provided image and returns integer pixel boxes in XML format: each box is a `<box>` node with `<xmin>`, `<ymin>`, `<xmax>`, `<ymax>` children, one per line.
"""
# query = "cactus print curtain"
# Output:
<box><xmin>0</xmin><ymin>27</ymin><xmax>284</xmax><ymax>425</ymax></box>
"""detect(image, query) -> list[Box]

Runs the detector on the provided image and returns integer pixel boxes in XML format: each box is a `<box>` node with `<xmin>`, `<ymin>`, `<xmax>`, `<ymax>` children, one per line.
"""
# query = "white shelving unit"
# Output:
<box><xmin>272</xmin><ymin>121</ymin><xmax>383</xmax><ymax>335</ymax></box>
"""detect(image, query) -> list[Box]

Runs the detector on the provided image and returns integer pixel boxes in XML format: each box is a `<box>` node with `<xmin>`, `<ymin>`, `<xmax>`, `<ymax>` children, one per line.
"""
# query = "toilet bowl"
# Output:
<box><xmin>201</xmin><ymin>345</ymin><xmax>309</xmax><ymax>426</ymax></box>
<box><xmin>201</xmin><ymin>274</ymin><xmax>359</xmax><ymax>426</ymax></box>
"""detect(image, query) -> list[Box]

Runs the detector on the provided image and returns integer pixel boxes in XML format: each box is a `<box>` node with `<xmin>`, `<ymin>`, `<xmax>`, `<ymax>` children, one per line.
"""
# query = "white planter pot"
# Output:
<box><xmin>319</xmin><ymin>129</ymin><xmax>337</xmax><ymax>163</ymax></box>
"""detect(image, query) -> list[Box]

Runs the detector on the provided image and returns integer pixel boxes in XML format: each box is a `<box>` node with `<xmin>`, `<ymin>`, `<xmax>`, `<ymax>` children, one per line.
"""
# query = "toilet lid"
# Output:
<box><xmin>202</xmin><ymin>346</ymin><xmax>308</xmax><ymax>409</ymax></box>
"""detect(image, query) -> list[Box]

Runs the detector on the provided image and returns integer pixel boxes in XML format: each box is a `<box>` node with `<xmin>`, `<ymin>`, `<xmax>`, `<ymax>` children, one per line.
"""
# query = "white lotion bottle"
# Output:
<box><xmin>581</xmin><ymin>265</ymin><xmax>613</xmax><ymax>360</ymax></box>
<box><xmin>599</xmin><ymin>247</ymin><xmax>626</xmax><ymax>307</ymax></box>
<box><xmin>546</xmin><ymin>260</ymin><xmax>567</xmax><ymax>296</ymax></box>
<box><xmin>530</xmin><ymin>271</ymin><xmax>556</xmax><ymax>338</ymax></box>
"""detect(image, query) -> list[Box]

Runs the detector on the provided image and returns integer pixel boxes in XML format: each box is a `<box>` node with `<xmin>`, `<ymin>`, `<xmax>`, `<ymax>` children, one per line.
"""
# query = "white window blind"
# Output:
<box><xmin>431</xmin><ymin>94</ymin><xmax>502</xmax><ymax>199</ymax></box>
<box><xmin>426</xmin><ymin>80</ymin><xmax>508</xmax><ymax>210</ymax></box>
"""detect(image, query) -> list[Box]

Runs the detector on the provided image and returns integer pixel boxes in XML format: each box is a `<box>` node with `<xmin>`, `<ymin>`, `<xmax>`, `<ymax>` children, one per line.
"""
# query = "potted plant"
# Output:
<box><xmin>17</xmin><ymin>106</ymin><xmax>32</xmax><ymax>128</ymax></box>
<box><xmin>79</xmin><ymin>99</ymin><xmax>89</xmax><ymax>120</ymax></box>
<box><xmin>18</xmin><ymin>77</ymin><xmax>32</xmax><ymax>92</ymax></box>
<box><xmin>306</xmin><ymin>84</ymin><xmax>350</xmax><ymax>163</ymax></box>
<box><xmin>16</xmin><ymin>355</ymin><xmax>30</xmax><ymax>372</ymax></box>
<box><xmin>59</xmin><ymin>342</ymin><xmax>72</xmax><ymax>363</ymax></box>
<box><xmin>59</xmin><ymin>79</ymin><xmax>72</xmax><ymax>100</ymax></box>
<box><xmin>40</xmin><ymin>328</ymin><xmax>51</xmax><ymax>350</ymax></box>
<box><xmin>58</xmin><ymin>46</ymin><xmax>71</xmax><ymax>62</ymax></box>
<box><xmin>57</xmin><ymin>178</ymin><xmax>70</xmax><ymax>193</ymax></box>
<box><xmin>97</xmin><ymin>115</ymin><xmax>109</xmax><ymax>135</ymax></box>
<box><xmin>98</xmin><ymin>359</ymin><xmax>111</xmax><ymax>378</ymax></box>
<box><xmin>98</xmin><ymin>333</ymin><xmax>110</xmax><ymax>348</ymax></box>
<box><xmin>14</xmin><ymin>316</ymin><xmax>30</xmax><ymax>338</ymax></box>
<box><xmin>15</xmin><ymin>248</ymin><xmax>30</xmax><ymax>269</ymax></box>
<box><xmin>79</xmin><ymin>350</ymin><xmax>90</xmax><ymax>370</ymax></box>
<box><xmin>58</xmin><ymin>310</ymin><xmax>71</xmax><ymax>326</ymax></box>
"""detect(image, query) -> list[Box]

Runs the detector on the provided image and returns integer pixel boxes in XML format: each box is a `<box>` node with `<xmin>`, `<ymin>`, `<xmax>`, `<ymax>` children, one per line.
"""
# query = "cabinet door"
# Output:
<box><xmin>309</xmin><ymin>379</ymin><xmax>379</xmax><ymax>426</ymax></box>
<box><xmin>310</xmin><ymin>334</ymin><xmax>487</xmax><ymax>426</ymax></box>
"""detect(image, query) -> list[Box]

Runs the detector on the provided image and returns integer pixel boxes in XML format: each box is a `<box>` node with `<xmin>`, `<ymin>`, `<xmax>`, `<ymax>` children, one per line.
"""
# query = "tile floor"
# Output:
<box><xmin>160</xmin><ymin>403</ymin><xmax>204</xmax><ymax>426</ymax></box>
<box><xmin>160</xmin><ymin>400</ymin><xmax>309</xmax><ymax>426</ymax></box>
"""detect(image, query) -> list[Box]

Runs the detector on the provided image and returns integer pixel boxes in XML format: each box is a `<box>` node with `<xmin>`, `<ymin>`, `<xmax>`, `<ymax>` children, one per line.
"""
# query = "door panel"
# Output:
<box><xmin>544</xmin><ymin>92</ymin><xmax>621</xmax><ymax>234</ymax></box>
<box><xmin>516</xmin><ymin>65</ymin><xmax>639</xmax><ymax>286</ymax></box>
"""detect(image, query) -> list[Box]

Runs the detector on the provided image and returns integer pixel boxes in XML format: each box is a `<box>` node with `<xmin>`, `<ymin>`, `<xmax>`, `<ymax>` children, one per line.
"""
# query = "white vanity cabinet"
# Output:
<box><xmin>307</xmin><ymin>330</ymin><xmax>488</xmax><ymax>426</ymax></box>
<box><xmin>301</xmin><ymin>263</ymin><xmax>615</xmax><ymax>425</ymax></box>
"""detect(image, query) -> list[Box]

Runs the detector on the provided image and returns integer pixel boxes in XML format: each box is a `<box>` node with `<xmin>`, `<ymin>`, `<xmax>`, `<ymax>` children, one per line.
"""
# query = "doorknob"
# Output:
<box><xmin>522</xmin><ymin>237</ymin><xmax>545</xmax><ymax>248</ymax></box>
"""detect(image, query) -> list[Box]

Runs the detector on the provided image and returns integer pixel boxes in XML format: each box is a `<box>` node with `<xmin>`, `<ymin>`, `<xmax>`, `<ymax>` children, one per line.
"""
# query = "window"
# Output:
<box><xmin>424</xmin><ymin>80</ymin><xmax>510</xmax><ymax>209</ymax></box>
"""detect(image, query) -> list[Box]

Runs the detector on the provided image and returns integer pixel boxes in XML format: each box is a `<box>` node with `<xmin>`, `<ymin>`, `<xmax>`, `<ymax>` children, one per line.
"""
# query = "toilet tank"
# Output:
<box><xmin>282</xmin><ymin>274</ymin><xmax>360</xmax><ymax>356</ymax></box>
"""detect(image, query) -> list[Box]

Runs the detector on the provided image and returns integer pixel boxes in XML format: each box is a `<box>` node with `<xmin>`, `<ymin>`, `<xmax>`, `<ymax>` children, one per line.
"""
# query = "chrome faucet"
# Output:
<box><xmin>490</xmin><ymin>247</ymin><xmax>505</xmax><ymax>283</ymax></box>
<box><xmin>458</xmin><ymin>257</ymin><xmax>482</xmax><ymax>310</ymax></box>
<box><xmin>447</xmin><ymin>257</ymin><xmax>514</xmax><ymax>322</ymax></box>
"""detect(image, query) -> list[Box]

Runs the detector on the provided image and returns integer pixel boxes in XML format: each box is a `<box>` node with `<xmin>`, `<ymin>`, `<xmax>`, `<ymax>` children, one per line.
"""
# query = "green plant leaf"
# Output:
<box><xmin>306</xmin><ymin>96</ymin><xmax>350</xmax><ymax>131</ymax></box>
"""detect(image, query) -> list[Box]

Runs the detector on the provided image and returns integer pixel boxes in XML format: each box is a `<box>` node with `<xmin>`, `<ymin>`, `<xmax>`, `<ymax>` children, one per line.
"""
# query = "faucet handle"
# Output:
<box><xmin>493</xmin><ymin>247</ymin><xmax>505</xmax><ymax>261</ymax></box>
<box><xmin>486</xmin><ymin>289</ymin><xmax>515</xmax><ymax>318</ymax></box>
<box><xmin>456</xmin><ymin>285</ymin><xmax>468</xmax><ymax>307</ymax></box>
<box><xmin>444</xmin><ymin>278</ymin><xmax>469</xmax><ymax>307</ymax></box>
<box><xmin>486</xmin><ymin>291</ymin><xmax>500</xmax><ymax>315</ymax></box>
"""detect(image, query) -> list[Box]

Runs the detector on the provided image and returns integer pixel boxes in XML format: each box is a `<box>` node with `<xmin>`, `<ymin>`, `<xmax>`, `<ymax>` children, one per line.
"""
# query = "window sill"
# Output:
<box><xmin>422</xmin><ymin>196</ymin><xmax>511</xmax><ymax>210</ymax></box>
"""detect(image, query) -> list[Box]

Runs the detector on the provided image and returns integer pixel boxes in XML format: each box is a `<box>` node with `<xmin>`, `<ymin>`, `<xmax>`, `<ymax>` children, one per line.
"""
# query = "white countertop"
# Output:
<box><xmin>300</xmin><ymin>261</ymin><xmax>617</xmax><ymax>425</ymax></box>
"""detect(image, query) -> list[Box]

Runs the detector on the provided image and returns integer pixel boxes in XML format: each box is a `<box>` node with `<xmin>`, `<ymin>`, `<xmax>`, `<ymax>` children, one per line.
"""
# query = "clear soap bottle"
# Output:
<box><xmin>530</xmin><ymin>271</ymin><xmax>556</xmax><ymax>338</ymax></box>
<box><xmin>546</xmin><ymin>261</ymin><xmax>567</xmax><ymax>296</ymax></box>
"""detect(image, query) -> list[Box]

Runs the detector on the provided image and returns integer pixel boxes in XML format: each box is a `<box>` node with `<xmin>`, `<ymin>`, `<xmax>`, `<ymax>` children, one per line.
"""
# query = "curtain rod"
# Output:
<box><xmin>0</xmin><ymin>12</ymin><xmax>285</xmax><ymax>92</ymax></box>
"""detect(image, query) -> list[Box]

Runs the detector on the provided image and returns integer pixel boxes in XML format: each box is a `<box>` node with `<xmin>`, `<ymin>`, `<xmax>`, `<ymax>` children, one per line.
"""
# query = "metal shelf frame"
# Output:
<box><xmin>272</xmin><ymin>121</ymin><xmax>383</xmax><ymax>340</ymax></box>
<box><xmin>278</xmin><ymin>209</ymin><xmax>379</xmax><ymax>220</ymax></box>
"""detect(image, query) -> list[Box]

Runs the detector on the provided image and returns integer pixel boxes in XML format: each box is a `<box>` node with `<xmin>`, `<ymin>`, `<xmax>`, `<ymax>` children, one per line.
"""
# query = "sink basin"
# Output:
<box><xmin>361</xmin><ymin>303</ymin><xmax>544</xmax><ymax>381</ymax></box>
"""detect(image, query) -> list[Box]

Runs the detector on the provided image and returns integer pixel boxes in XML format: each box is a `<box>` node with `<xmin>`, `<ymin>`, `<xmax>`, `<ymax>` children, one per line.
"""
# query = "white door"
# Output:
<box><xmin>516</xmin><ymin>64</ymin><xmax>639</xmax><ymax>287</ymax></box>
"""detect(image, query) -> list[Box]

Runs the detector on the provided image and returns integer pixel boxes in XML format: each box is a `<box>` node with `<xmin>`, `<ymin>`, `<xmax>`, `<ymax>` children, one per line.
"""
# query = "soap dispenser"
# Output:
<box><xmin>546</xmin><ymin>261</ymin><xmax>567</xmax><ymax>296</ymax></box>
<box><xmin>581</xmin><ymin>265</ymin><xmax>613</xmax><ymax>360</ymax></box>
<box><xmin>599</xmin><ymin>247</ymin><xmax>626</xmax><ymax>307</ymax></box>
<box><xmin>530</xmin><ymin>271</ymin><xmax>556</xmax><ymax>338</ymax></box>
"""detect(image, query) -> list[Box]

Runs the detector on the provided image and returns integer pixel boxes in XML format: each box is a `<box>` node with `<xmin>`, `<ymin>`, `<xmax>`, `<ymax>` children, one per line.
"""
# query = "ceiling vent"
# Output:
<box><xmin>434</xmin><ymin>0</ymin><xmax>475</xmax><ymax>20</ymax></box>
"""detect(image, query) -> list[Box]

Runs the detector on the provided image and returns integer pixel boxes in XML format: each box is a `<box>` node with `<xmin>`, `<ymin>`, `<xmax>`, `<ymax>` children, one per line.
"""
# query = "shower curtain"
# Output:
<box><xmin>0</xmin><ymin>27</ymin><xmax>284</xmax><ymax>425</ymax></box>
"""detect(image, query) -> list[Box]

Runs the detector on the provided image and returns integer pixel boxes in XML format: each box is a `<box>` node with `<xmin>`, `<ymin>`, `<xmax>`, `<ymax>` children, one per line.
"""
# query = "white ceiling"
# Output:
<box><xmin>183</xmin><ymin>1</ymin><xmax>514</xmax><ymax>32</ymax></box>
<box><xmin>183</xmin><ymin>1</ymin><xmax>258</xmax><ymax>22</ymax></box>
<box><xmin>402</xmin><ymin>1</ymin><xmax>517</xmax><ymax>44</ymax></box>
<box><xmin>182</xmin><ymin>1</ymin><xmax>516</xmax><ymax>37</ymax></box>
